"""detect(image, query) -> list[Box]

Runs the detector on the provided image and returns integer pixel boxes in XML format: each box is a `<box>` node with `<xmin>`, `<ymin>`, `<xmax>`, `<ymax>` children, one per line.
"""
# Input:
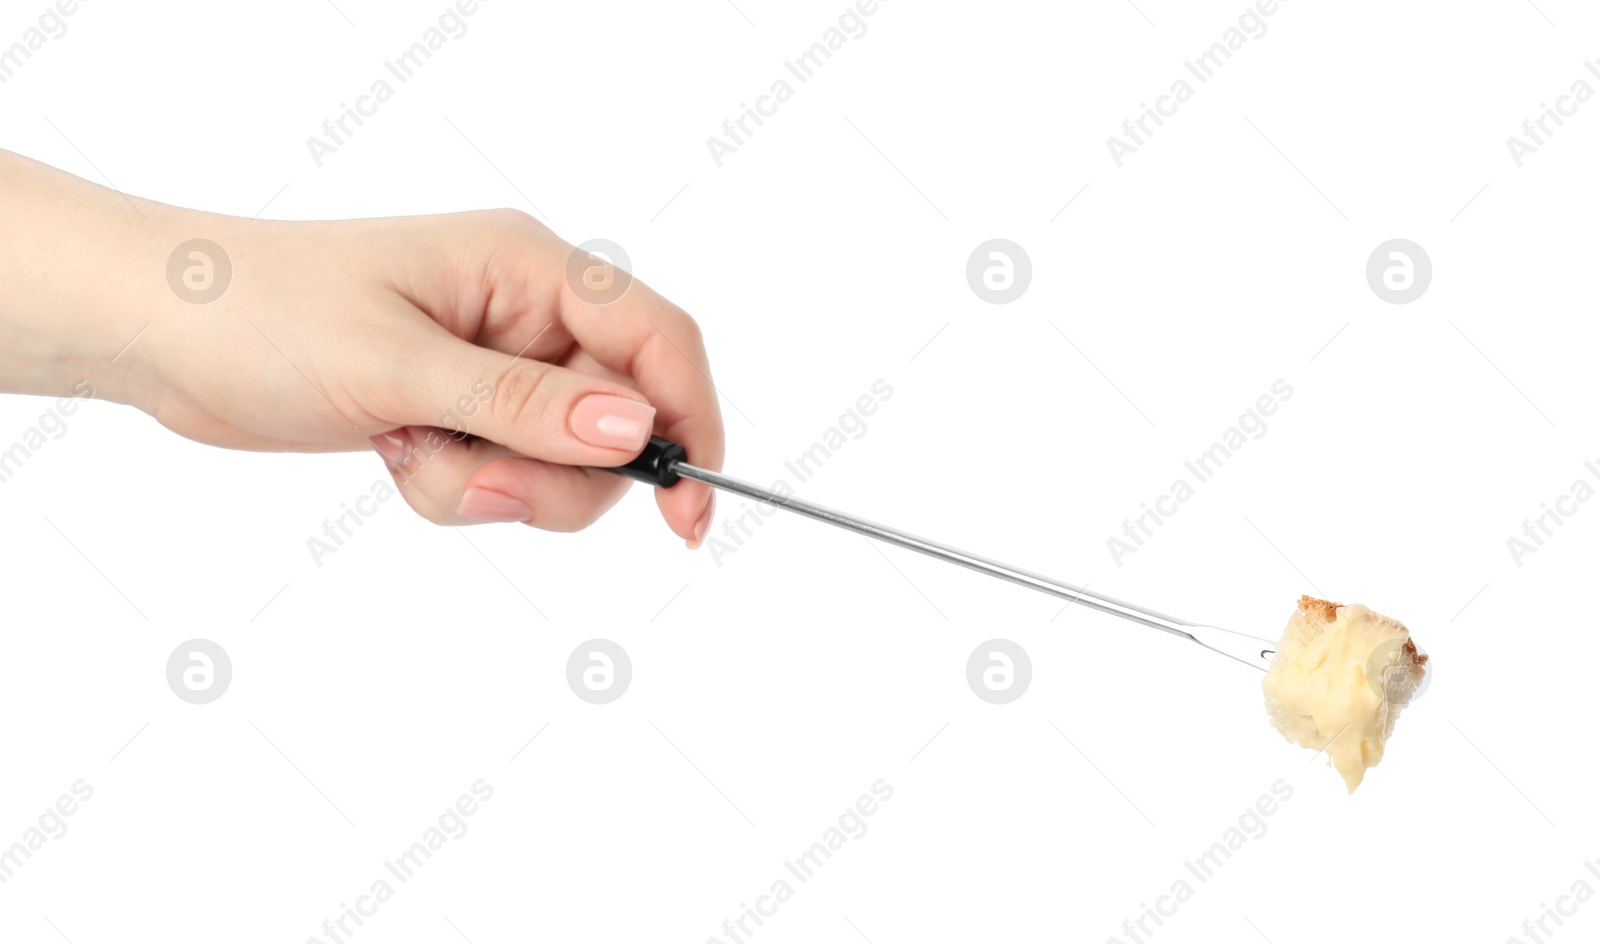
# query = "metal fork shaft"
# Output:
<box><xmin>672</xmin><ymin>461</ymin><xmax>1275</xmax><ymax>671</ymax></box>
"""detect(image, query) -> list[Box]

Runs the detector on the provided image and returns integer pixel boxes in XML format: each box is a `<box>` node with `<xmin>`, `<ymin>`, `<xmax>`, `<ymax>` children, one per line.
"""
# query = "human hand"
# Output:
<box><xmin>0</xmin><ymin>150</ymin><xmax>723</xmax><ymax>544</ymax></box>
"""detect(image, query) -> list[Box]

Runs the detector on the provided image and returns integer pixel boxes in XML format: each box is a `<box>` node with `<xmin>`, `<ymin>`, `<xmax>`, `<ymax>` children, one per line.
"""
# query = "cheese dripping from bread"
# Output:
<box><xmin>1262</xmin><ymin>596</ymin><xmax>1427</xmax><ymax>792</ymax></box>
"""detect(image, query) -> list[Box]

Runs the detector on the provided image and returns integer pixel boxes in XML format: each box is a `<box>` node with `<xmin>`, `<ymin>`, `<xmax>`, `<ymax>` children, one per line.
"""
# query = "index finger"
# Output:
<box><xmin>554</xmin><ymin>258</ymin><xmax>725</xmax><ymax>546</ymax></box>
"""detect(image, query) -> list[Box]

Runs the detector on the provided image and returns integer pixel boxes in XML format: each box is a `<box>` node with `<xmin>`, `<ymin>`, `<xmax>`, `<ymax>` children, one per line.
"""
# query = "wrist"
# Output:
<box><xmin>0</xmin><ymin>149</ymin><xmax>173</xmax><ymax>408</ymax></box>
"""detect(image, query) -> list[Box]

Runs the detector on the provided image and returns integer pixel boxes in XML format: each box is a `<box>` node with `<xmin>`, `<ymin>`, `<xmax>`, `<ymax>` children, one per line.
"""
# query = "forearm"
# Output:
<box><xmin>0</xmin><ymin>149</ymin><xmax>172</xmax><ymax>405</ymax></box>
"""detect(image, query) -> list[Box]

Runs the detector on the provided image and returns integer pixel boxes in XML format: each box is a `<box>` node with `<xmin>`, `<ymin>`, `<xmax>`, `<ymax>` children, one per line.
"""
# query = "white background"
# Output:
<box><xmin>2</xmin><ymin>0</ymin><xmax>1598</xmax><ymax>941</ymax></box>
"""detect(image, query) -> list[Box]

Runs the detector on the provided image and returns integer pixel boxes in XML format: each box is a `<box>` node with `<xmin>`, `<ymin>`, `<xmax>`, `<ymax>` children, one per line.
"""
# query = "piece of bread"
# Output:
<box><xmin>1262</xmin><ymin>596</ymin><xmax>1427</xmax><ymax>792</ymax></box>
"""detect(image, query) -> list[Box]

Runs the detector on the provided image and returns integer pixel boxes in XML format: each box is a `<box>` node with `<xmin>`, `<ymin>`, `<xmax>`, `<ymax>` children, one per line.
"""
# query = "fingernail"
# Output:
<box><xmin>687</xmin><ymin>493</ymin><xmax>715</xmax><ymax>550</ymax></box>
<box><xmin>571</xmin><ymin>394</ymin><xmax>655</xmax><ymax>451</ymax></box>
<box><xmin>369</xmin><ymin>428</ymin><xmax>413</xmax><ymax>465</ymax></box>
<box><xmin>457</xmin><ymin>487</ymin><xmax>534</xmax><ymax>523</ymax></box>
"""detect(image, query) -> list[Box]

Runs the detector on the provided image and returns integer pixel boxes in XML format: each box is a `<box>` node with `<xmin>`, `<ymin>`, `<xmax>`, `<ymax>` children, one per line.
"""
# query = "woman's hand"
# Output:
<box><xmin>0</xmin><ymin>150</ymin><xmax>723</xmax><ymax>544</ymax></box>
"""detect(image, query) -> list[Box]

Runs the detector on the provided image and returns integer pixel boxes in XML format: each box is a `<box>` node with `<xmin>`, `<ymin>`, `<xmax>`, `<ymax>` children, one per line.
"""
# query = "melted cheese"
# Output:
<box><xmin>1262</xmin><ymin>600</ymin><xmax>1424</xmax><ymax>792</ymax></box>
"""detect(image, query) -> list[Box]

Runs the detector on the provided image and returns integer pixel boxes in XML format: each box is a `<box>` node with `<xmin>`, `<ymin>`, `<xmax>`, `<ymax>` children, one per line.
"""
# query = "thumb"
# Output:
<box><xmin>391</xmin><ymin>333</ymin><xmax>657</xmax><ymax>466</ymax></box>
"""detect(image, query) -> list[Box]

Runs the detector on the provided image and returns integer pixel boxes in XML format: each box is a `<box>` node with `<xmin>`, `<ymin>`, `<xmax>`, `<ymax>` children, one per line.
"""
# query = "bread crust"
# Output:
<box><xmin>1298</xmin><ymin>595</ymin><xmax>1341</xmax><ymax>622</ymax></box>
<box><xmin>1293</xmin><ymin>595</ymin><xmax>1425</xmax><ymax>668</ymax></box>
<box><xmin>1401</xmin><ymin>637</ymin><xmax>1428</xmax><ymax>669</ymax></box>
